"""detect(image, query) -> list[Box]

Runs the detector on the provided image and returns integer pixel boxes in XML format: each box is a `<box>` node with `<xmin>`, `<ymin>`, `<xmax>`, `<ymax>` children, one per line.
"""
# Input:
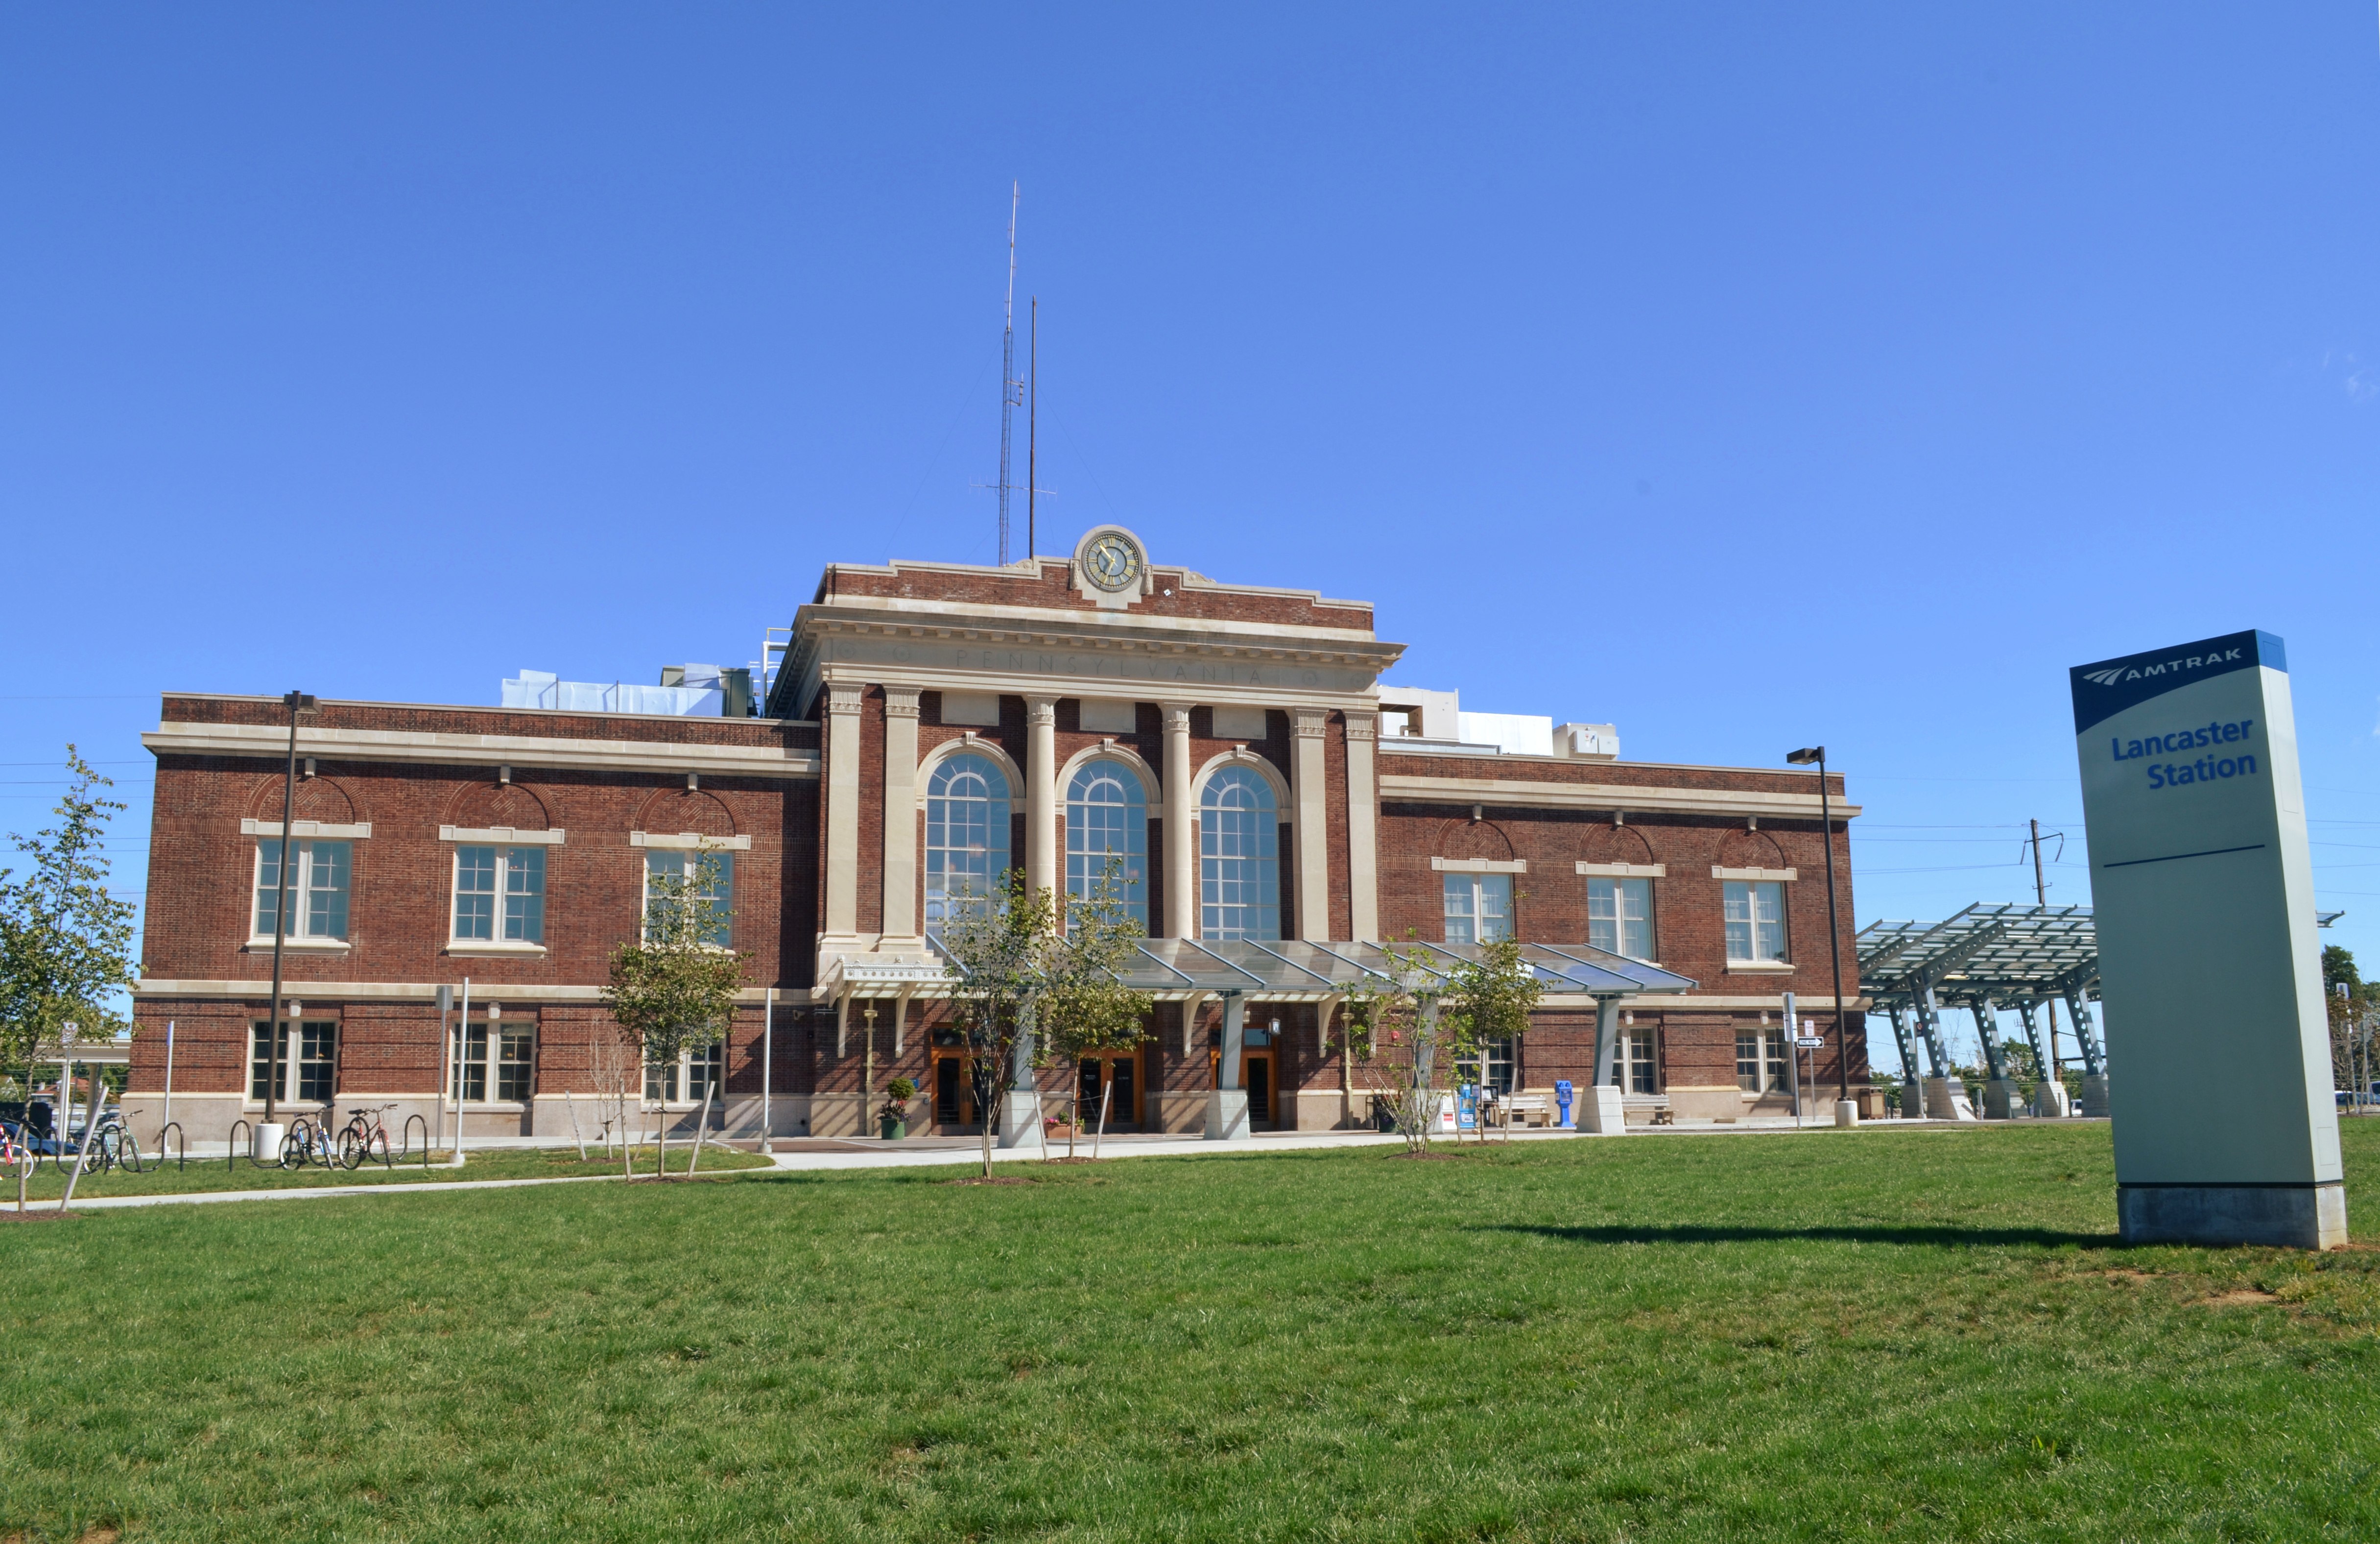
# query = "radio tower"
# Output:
<box><xmin>998</xmin><ymin>182</ymin><xmax>1023</xmax><ymax>565</ymax></box>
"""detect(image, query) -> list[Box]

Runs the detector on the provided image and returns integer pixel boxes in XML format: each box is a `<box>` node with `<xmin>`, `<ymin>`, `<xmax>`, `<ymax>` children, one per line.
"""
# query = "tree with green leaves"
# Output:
<box><xmin>1037</xmin><ymin>859</ymin><xmax>1151</xmax><ymax>1158</ymax></box>
<box><xmin>600</xmin><ymin>846</ymin><xmax>747</xmax><ymax>1178</ymax></box>
<box><xmin>0</xmin><ymin>748</ymin><xmax>138</xmax><ymax>1093</ymax></box>
<box><xmin>1348</xmin><ymin>936</ymin><xmax>1542</xmax><ymax>1151</ymax></box>
<box><xmin>937</xmin><ymin>870</ymin><xmax>1049</xmax><ymax>1178</ymax></box>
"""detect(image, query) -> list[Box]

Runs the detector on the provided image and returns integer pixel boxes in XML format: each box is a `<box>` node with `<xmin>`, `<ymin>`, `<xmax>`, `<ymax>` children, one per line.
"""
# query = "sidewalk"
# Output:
<box><xmin>43</xmin><ymin>1112</ymin><xmax>2042</xmax><ymax>1210</ymax></box>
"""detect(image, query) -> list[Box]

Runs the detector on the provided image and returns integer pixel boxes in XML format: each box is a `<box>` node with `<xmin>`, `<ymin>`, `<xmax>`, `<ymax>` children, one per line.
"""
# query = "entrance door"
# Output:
<box><xmin>1074</xmin><ymin>1052</ymin><xmax>1140</xmax><ymax>1131</ymax></box>
<box><xmin>933</xmin><ymin>1052</ymin><xmax>982</xmax><ymax>1130</ymax></box>
<box><xmin>1244</xmin><ymin>1050</ymin><xmax>1275</xmax><ymax>1129</ymax></box>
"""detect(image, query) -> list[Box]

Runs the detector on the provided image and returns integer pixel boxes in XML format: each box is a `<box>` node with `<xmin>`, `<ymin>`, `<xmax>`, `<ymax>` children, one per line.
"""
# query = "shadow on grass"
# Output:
<box><xmin>1488</xmin><ymin>1222</ymin><xmax>2119</xmax><ymax>1250</ymax></box>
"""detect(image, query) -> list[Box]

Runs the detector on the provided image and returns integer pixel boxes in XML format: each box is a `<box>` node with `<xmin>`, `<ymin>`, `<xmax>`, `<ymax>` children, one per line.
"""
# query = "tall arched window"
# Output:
<box><xmin>1066</xmin><ymin>759</ymin><xmax>1147</xmax><ymax>928</ymax></box>
<box><xmin>926</xmin><ymin>752</ymin><xmax>1011</xmax><ymax>925</ymax></box>
<box><xmin>1200</xmin><ymin>765</ymin><xmax>1280</xmax><ymax>940</ymax></box>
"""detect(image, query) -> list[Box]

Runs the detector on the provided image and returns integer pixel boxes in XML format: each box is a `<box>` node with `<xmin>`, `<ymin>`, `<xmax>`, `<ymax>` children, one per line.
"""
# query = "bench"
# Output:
<box><xmin>1495</xmin><ymin>1095</ymin><xmax>1551</xmax><ymax>1130</ymax></box>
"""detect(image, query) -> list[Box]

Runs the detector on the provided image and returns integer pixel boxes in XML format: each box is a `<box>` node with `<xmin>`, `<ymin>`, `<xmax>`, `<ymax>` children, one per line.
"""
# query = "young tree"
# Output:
<box><xmin>1443</xmin><ymin>937</ymin><xmax>1544</xmax><ymax>1139</ymax></box>
<box><xmin>0</xmin><ymin>748</ymin><xmax>138</xmax><ymax>1092</ymax></box>
<box><xmin>1349</xmin><ymin>937</ymin><xmax>1543</xmax><ymax>1152</ymax></box>
<box><xmin>937</xmin><ymin>870</ymin><xmax>1048</xmax><ymax>1178</ymax></box>
<box><xmin>601</xmin><ymin>847</ymin><xmax>747</xmax><ymax>1178</ymax></box>
<box><xmin>1037</xmin><ymin>860</ymin><xmax>1151</xmax><ymax>1158</ymax></box>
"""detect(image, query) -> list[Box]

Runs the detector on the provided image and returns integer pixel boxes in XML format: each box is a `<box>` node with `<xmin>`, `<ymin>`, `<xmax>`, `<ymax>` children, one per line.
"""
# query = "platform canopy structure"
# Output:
<box><xmin>827</xmin><ymin>936</ymin><xmax>1695</xmax><ymax>1083</ymax></box>
<box><xmin>1856</xmin><ymin>904</ymin><xmax>2106</xmax><ymax>1116</ymax></box>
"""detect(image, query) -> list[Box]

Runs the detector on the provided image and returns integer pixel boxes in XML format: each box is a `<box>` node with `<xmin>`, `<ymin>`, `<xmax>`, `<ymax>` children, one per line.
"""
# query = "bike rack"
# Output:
<box><xmin>403</xmin><ymin>1113</ymin><xmax>429</xmax><ymax>1171</ymax></box>
<box><xmin>161</xmin><ymin>1121</ymin><xmax>186</xmax><ymax>1172</ymax></box>
<box><xmin>227</xmin><ymin>1118</ymin><xmax>251</xmax><ymax>1170</ymax></box>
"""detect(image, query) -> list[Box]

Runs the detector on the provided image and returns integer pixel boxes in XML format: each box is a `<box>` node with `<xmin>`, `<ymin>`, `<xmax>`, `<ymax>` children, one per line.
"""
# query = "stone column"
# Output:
<box><xmin>1344</xmin><ymin>710</ymin><xmax>1380</xmax><ymax>940</ymax></box>
<box><xmin>1291</xmin><ymin>707</ymin><xmax>1332</xmax><ymax>941</ymax></box>
<box><xmin>1026</xmin><ymin>695</ymin><xmax>1058</xmax><ymax>902</ymax></box>
<box><xmin>880</xmin><ymin>687</ymin><xmax>921</xmax><ymax>944</ymax></box>
<box><xmin>1584</xmin><ymin>996</ymin><xmax>1628</xmax><ymax>1132</ymax></box>
<box><xmin>1161</xmin><ymin>701</ymin><xmax>1195</xmax><ymax>938</ymax></box>
<box><xmin>823</xmin><ymin>683</ymin><xmax>864</xmax><ymax>941</ymax></box>
<box><xmin>1205</xmin><ymin>991</ymin><xmax>1249</xmax><ymax>1139</ymax></box>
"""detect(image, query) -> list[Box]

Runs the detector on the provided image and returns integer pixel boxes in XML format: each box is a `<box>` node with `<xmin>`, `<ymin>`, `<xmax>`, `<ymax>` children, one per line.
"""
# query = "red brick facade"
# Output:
<box><xmin>127</xmin><ymin>528</ymin><xmax>1864</xmax><ymax>1145</ymax></box>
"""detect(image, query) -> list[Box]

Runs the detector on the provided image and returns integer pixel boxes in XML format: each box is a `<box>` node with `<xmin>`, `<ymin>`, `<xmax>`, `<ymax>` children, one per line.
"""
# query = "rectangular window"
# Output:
<box><xmin>1442</xmin><ymin>873</ymin><xmax>1513</xmax><ymax>945</ymax></box>
<box><xmin>1588</xmin><ymin>877</ymin><xmax>1655</xmax><ymax>960</ymax></box>
<box><xmin>644</xmin><ymin>851</ymin><xmax>734</xmax><ymax>947</ymax></box>
<box><xmin>452</xmin><ymin>845</ymin><xmax>547</xmax><ymax>943</ymax></box>
<box><xmin>249</xmin><ymin>1020</ymin><xmax>338</xmax><ymax>1102</ymax></box>
<box><xmin>644</xmin><ymin>1042</ymin><xmax>723</xmax><ymax>1105</ymax></box>
<box><xmin>1483</xmin><ymin>1036</ymin><xmax>1515</xmax><ymax>1096</ymax></box>
<box><xmin>1623</xmin><ymin>1030</ymin><xmax>1659</xmax><ymax>1094</ymax></box>
<box><xmin>254</xmin><ymin>840</ymin><xmax>352</xmax><ymax>940</ymax></box>
<box><xmin>453</xmin><ymin>1022</ymin><xmax>536</xmax><ymax>1104</ymax></box>
<box><xmin>1723</xmin><ymin>880</ymin><xmax>1786</xmax><ymax>963</ymax></box>
<box><xmin>1736</xmin><ymin>1028</ymin><xmax>1789</xmax><ymax>1092</ymax></box>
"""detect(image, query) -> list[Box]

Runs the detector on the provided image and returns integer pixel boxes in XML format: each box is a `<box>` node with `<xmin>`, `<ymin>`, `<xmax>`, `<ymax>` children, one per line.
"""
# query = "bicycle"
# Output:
<box><xmin>278</xmin><ymin>1115</ymin><xmax>337</xmax><ymax>1170</ymax></box>
<box><xmin>337</xmin><ymin>1104</ymin><xmax>398</xmax><ymax>1170</ymax></box>
<box><xmin>90</xmin><ymin>1109</ymin><xmax>143</xmax><ymax>1175</ymax></box>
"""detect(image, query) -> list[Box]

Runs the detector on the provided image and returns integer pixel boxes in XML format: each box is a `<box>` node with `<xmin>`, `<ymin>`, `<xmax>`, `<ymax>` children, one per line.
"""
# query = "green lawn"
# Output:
<box><xmin>7</xmin><ymin>1123</ymin><xmax>2380</xmax><ymax>1542</ymax></box>
<box><xmin>2</xmin><ymin>1140</ymin><xmax>772</xmax><ymax>1202</ymax></box>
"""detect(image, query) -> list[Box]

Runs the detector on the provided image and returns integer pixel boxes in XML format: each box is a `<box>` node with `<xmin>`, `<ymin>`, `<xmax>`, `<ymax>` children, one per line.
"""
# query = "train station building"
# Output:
<box><xmin>124</xmin><ymin>525</ymin><xmax>1867</xmax><ymax>1143</ymax></box>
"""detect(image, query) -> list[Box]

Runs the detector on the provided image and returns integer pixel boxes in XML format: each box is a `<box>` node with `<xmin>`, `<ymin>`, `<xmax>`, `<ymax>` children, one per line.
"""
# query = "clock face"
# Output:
<box><xmin>1084</xmin><ymin>532</ymin><xmax>1142</xmax><ymax>591</ymax></box>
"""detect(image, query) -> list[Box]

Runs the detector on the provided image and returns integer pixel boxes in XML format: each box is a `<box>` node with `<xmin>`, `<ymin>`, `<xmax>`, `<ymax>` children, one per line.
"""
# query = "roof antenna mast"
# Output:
<box><xmin>998</xmin><ymin>181</ymin><xmax>1022</xmax><ymax>566</ymax></box>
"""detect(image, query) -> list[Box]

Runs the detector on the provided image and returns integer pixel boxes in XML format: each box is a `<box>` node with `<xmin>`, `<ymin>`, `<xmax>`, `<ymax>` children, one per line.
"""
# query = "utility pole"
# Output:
<box><xmin>2029</xmin><ymin>818</ymin><xmax>2065</xmax><ymax>1079</ymax></box>
<box><xmin>1027</xmin><ymin>295</ymin><xmax>1038</xmax><ymax>562</ymax></box>
<box><xmin>1785</xmin><ymin>746</ymin><xmax>1853</xmax><ymax>1115</ymax></box>
<box><xmin>998</xmin><ymin>182</ymin><xmax>1022</xmax><ymax>565</ymax></box>
<box><xmin>260</xmin><ymin>690</ymin><xmax>315</xmax><ymax>1153</ymax></box>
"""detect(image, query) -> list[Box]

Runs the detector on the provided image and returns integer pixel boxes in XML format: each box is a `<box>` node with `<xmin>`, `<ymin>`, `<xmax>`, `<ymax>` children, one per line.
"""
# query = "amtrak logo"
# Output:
<box><xmin>2080</xmin><ymin>647</ymin><xmax>2243</xmax><ymax>688</ymax></box>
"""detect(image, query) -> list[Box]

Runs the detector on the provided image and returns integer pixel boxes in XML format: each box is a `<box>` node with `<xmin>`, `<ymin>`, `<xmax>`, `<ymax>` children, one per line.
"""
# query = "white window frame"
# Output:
<box><xmin>1736</xmin><ymin>1026</ymin><xmax>1790</xmax><ymax>1093</ymax></box>
<box><xmin>451</xmin><ymin>1020</ymin><xmax>537</xmax><ymax>1106</ymax></box>
<box><xmin>449</xmin><ymin>844</ymin><xmax>548</xmax><ymax>948</ymax></box>
<box><xmin>1621</xmin><ymin>1026</ymin><xmax>1660</xmax><ymax>1094</ymax></box>
<box><xmin>250</xmin><ymin>839</ymin><xmax>353</xmax><ymax>946</ymax></box>
<box><xmin>926</xmin><ymin>752</ymin><xmax>1013</xmax><ymax>926</ymax></box>
<box><xmin>1442</xmin><ymin>872</ymin><xmax>1514</xmax><ymax>944</ymax></box>
<box><xmin>1723</xmin><ymin>879</ymin><xmax>1788</xmax><ymax>965</ymax></box>
<box><xmin>645</xmin><ymin>1041</ymin><xmax>723</xmax><ymax>1108</ymax></box>
<box><xmin>1199</xmin><ymin>764</ymin><xmax>1281</xmax><ymax>941</ymax></box>
<box><xmin>247</xmin><ymin>1019</ymin><xmax>339</xmax><ymax>1106</ymax></box>
<box><xmin>1587</xmin><ymin>875</ymin><xmax>1656</xmax><ymax>961</ymax></box>
<box><xmin>1065</xmin><ymin>758</ymin><xmax>1148</xmax><ymax>928</ymax></box>
<box><xmin>642</xmin><ymin>849</ymin><xmax>736</xmax><ymax>949</ymax></box>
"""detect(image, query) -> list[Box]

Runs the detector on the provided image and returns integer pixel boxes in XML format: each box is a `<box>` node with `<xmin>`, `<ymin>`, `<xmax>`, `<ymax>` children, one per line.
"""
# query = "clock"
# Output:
<box><xmin>1082</xmin><ymin>531</ymin><xmax>1143</xmax><ymax>592</ymax></box>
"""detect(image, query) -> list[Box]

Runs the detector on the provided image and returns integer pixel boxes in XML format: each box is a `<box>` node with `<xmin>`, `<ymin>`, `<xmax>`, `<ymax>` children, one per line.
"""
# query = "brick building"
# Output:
<box><xmin>127</xmin><ymin>525</ymin><xmax>1865</xmax><ymax>1144</ymax></box>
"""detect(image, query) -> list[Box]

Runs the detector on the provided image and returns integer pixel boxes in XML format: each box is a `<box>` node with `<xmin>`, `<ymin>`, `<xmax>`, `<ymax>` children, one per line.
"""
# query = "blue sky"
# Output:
<box><xmin>4</xmin><ymin>7</ymin><xmax>2377</xmax><ymax>1073</ymax></box>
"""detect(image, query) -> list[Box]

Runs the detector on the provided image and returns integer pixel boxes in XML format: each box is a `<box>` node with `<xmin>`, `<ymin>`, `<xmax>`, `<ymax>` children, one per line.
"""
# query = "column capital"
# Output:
<box><xmin>1292</xmin><ymin>706</ymin><xmax>1331</xmax><ymax>738</ymax></box>
<box><xmin>1159</xmin><ymin>701</ymin><xmax>1195</xmax><ymax>728</ymax></box>
<box><xmin>1344</xmin><ymin>713</ymin><xmax>1378</xmax><ymax>744</ymax></box>
<box><xmin>826</xmin><ymin>685</ymin><xmax>865</xmax><ymax>717</ymax></box>
<box><xmin>883</xmin><ymin>687</ymin><xmax>922</xmax><ymax>720</ymax></box>
<box><xmin>1025</xmin><ymin>695</ymin><xmax>1058</xmax><ymax>727</ymax></box>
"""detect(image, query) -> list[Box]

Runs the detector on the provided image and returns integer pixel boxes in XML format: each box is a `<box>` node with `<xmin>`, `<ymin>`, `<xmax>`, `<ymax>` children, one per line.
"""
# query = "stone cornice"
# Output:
<box><xmin>1379</xmin><ymin>773</ymin><xmax>1862</xmax><ymax>821</ymax></box>
<box><xmin>145</xmin><ymin>721</ymin><xmax>819</xmax><ymax>780</ymax></box>
<box><xmin>134</xmin><ymin>980</ymin><xmax>809</xmax><ymax>1005</ymax></box>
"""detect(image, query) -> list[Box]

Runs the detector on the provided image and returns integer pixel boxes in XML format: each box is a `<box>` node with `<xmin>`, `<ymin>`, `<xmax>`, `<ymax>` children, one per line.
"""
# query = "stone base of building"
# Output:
<box><xmin>2117</xmin><ymin>1182</ymin><xmax>2348</xmax><ymax>1251</ymax></box>
<box><xmin>1663</xmin><ymin>1085</ymin><xmax>1743</xmax><ymax>1122</ymax></box>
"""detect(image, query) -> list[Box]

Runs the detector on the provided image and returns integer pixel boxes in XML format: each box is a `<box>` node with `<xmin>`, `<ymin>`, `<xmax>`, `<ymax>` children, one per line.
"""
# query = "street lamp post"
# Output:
<box><xmin>1787</xmin><ymin>746</ymin><xmax>1857</xmax><ymax>1127</ymax></box>
<box><xmin>259</xmin><ymin>690</ymin><xmax>316</xmax><ymax>1160</ymax></box>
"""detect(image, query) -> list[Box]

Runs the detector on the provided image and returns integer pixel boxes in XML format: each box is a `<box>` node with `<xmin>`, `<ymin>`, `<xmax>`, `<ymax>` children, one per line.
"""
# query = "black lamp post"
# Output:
<box><xmin>1786</xmin><ymin>746</ymin><xmax>1851</xmax><ymax>1104</ymax></box>
<box><xmin>261</xmin><ymin>690</ymin><xmax>316</xmax><ymax>1135</ymax></box>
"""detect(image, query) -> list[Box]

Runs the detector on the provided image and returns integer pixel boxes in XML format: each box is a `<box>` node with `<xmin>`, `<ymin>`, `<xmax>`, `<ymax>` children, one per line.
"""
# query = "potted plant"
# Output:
<box><xmin>879</xmin><ymin>1077</ymin><xmax>914</xmax><ymax>1140</ymax></box>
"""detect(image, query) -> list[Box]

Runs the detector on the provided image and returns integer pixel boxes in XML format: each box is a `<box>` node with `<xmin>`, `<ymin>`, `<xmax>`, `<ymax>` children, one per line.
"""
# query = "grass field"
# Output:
<box><xmin>6</xmin><ymin>1122</ymin><xmax>2380</xmax><ymax>1542</ymax></box>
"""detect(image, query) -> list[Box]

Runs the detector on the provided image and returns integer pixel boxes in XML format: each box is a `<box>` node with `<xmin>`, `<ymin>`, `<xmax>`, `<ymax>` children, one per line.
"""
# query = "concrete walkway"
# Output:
<box><xmin>36</xmin><ymin>1113</ymin><xmax>2076</xmax><ymax>1211</ymax></box>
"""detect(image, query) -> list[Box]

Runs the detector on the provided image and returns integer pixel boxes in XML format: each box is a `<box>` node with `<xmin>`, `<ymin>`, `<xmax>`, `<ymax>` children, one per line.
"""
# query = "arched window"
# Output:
<box><xmin>926</xmin><ymin>752</ymin><xmax>1011</xmax><ymax>925</ymax></box>
<box><xmin>1066</xmin><ymin>759</ymin><xmax>1148</xmax><ymax>928</ymax></box>
<box><xmin>1200</xmin><ymin>765</ymin><xmax>1280</xmax><ymax>940</ymax></box>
